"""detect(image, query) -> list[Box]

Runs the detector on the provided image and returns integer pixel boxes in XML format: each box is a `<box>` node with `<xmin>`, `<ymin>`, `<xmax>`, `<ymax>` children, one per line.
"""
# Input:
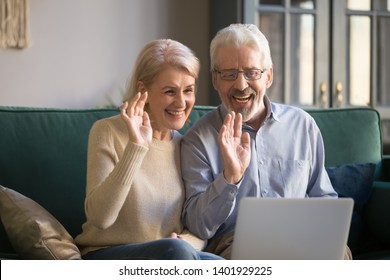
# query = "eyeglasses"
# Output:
<box><xmin>214</xmin><ymin>68</ymin><xmax>265</xmax><ymax>81</ymax></box>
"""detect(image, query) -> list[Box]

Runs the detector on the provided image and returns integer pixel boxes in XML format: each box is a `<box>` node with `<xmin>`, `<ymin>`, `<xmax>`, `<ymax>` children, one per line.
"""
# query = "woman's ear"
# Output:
<box><xmin>136</xmin><ymin>81</ymin><xmax>146</xmax><ymax>94</ymax></box>
<box><xmin>136</xmin><ymin>81</ymin><xmax>149</xmax><ymax>106</ymax></box>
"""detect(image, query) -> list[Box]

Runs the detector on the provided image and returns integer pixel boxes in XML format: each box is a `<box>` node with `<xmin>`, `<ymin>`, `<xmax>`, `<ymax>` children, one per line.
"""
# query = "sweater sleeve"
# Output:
<box><xmin>84</xmin><ymin>119</ymin><xmax>148</xmax><ymax>229</ymax></box>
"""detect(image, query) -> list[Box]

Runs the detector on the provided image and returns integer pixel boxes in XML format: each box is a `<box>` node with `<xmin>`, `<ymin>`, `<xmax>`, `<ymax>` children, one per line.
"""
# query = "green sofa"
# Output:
<box><xmin>0</xmin><ymin>105</ymin><xmax>389</xmax><ymax>259</ymax></box>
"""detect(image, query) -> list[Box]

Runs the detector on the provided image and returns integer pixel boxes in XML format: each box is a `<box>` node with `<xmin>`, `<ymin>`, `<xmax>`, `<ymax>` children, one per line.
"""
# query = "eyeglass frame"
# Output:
<box><xmin>213</xmin><ymin>68</ymin><xmax>265</xmax><ymax>81</ymax></box>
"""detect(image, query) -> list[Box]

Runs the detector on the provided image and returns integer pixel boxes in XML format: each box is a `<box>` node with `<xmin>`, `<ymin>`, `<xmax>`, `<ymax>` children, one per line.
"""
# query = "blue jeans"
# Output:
<box><xmin>82</xmin><ymin>238</ymin><xmax>223</xmax><ymax>260</ymax></box>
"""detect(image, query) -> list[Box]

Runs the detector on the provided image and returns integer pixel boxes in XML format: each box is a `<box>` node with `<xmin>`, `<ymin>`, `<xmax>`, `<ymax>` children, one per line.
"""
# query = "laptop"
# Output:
<box><xmin>231</xmin><ymin>197</ymin><xmax>354</xmax><ymax>260</ymax></box>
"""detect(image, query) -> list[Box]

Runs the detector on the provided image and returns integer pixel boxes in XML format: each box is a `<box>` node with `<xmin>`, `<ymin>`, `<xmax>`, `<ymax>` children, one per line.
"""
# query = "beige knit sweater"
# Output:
<box><xmin>75</xmin><ymin>115</ymin><xmax>205</xmax><ymax>255</ymax></box>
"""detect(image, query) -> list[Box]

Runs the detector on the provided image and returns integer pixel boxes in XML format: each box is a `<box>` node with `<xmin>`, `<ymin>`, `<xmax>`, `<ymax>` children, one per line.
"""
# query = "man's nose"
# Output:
<box><xmin>233</xmin><ymin>72</ymin><xmax>249</xmax><ymax>91</ymax></box>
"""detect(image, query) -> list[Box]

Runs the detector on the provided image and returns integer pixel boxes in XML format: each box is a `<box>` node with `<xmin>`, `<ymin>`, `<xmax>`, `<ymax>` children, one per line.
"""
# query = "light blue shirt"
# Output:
<box><xmin>181</xmin><ymin>97</ymin><xmax>337</xmax><ymax>241</ymax></box>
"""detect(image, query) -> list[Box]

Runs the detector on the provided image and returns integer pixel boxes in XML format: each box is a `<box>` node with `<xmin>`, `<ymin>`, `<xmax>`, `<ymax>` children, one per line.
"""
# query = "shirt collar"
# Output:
<box><xmin>267</xmin><ymin>96</ymin><xmax>280</xmax><ymax>123</ymax></box>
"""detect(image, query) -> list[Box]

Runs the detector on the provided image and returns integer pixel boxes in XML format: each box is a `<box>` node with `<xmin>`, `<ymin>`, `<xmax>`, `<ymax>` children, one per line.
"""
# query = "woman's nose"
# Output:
<box><xmin>175</xmin><ymin>93</ymin><xmax>186</xmax><ymax>107</ymax></box>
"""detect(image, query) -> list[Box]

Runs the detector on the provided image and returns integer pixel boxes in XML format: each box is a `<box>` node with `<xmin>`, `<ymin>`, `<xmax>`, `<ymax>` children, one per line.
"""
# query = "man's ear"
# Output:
<box><xmin>211</xmin><ymin>71</ymin><xmax>219</xmax><ymax>91</ymax></box>
<box><xmin>266</xmin><ymin>67</ymin><xmax>273</xmax><ymax>88</ymax></box>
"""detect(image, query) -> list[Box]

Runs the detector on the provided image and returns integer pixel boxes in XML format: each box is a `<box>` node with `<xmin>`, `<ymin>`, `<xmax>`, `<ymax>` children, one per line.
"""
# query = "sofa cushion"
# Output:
<box><xmin>0</xmin><ymin>107</ymin><xmax>118</xmax><ymax>242</ymax></box>
<box><xmin>326</xmin><ymin>163</ymin><xmax>376</xmax><ymax>252</ymax></box>
<box><xmin>308</xmin><ymin>108</ymin><xmax>382</xmax><ymax>180</ymax></box>
<box><xmin>0</xmin><ymin>185</ymin><xmax>81</xmax><ymax>259</ymax></box>
<box><xmin>364</xmin><ymin>181</ymin><xmax>390</xmax><ymax>247</ymax></box>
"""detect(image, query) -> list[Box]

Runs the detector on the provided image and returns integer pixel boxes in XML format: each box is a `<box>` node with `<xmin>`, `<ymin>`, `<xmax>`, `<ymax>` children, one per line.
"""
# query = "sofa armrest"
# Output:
<box><xmin>364</xmin><ymin>181</ymin><xmax>390</xmax><ymax>247</ymax></box>
<box><xmin>381</xmin><ymin>155</ymin><xmax>390</xmax><ymax>181</ymax></box>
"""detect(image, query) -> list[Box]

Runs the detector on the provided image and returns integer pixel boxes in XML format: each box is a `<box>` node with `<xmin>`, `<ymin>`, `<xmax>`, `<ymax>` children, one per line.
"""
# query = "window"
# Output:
<box><xmin>210</xmin><ymin>0</ymin><xmax>390</xmax><ymax>151</ymax></box>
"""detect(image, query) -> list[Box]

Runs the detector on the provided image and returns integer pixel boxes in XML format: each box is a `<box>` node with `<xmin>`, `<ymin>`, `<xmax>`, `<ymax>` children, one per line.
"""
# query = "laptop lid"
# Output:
<box><xmin>231</xmin><ymin>197</ymin><xmax>354</xmax><ymax>260</ymax></box>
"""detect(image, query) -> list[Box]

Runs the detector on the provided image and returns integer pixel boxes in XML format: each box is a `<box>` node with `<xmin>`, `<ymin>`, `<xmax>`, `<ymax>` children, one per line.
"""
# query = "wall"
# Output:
<box><xmin>0</xmin><ymin>0</ymin><xmax>210</xmax><ymax>108</ymax></box>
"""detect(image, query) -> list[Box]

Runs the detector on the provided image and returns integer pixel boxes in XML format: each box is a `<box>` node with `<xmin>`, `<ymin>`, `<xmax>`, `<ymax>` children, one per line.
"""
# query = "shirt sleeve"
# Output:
<box><xmin>307</xmin><ymin>119</ymin><xmax>338</xmax><ymax>197</ymax></box>
<box><xmin>181</xmin><ymin>127</ymin><xmax>238</xmax><ymax>240</ymax></box>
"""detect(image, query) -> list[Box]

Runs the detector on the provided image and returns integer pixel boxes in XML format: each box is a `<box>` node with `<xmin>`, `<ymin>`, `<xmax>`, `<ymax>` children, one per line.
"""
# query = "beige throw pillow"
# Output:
<box><xmin>0</xmin><ymin>185</ymin><xmax>81</xmax><ymax>259</ymax></box>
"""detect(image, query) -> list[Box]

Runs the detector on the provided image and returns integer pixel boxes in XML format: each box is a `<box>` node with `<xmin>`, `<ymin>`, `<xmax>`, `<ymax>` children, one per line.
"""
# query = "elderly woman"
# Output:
<box><xmin>75</xmin><ymin>39</ymin><xmax>222</xmax><ymax>260</ymax></box>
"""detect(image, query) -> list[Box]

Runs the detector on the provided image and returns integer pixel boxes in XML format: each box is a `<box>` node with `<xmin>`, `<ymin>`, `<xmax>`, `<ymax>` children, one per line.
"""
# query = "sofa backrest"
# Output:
<box><xmin>0</xmin><ymin>105</ymin><xmax>383</xmax><ymax>256</ymax></box>
<box><xmin>307</xmin><ymin>108</ymin><xmax>382</xmax><ymax>178</ymax></box>
<box><xmin>179</xmin><ymin>105</ymin><xmax>216</xmax><ymax>135</ymax></box>
<box><xmin>0</xmin><ymin>106</ymin><xmax>118</xmax><ymax>254</ymax></box>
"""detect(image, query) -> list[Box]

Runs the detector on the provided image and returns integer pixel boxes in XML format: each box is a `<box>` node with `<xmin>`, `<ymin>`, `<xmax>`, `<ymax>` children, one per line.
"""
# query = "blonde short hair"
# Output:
<box><xmin>124</xmin><ymin>39</ymin><xmax>200</xmax><ymax>101</ymax></box>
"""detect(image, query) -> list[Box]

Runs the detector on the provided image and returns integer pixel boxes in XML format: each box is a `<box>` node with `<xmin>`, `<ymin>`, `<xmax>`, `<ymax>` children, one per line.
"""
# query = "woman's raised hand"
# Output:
<box><xmin>120</xmin><ymin>92</ymin><xmax>152</xmax><ymax>146</ymax></box>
